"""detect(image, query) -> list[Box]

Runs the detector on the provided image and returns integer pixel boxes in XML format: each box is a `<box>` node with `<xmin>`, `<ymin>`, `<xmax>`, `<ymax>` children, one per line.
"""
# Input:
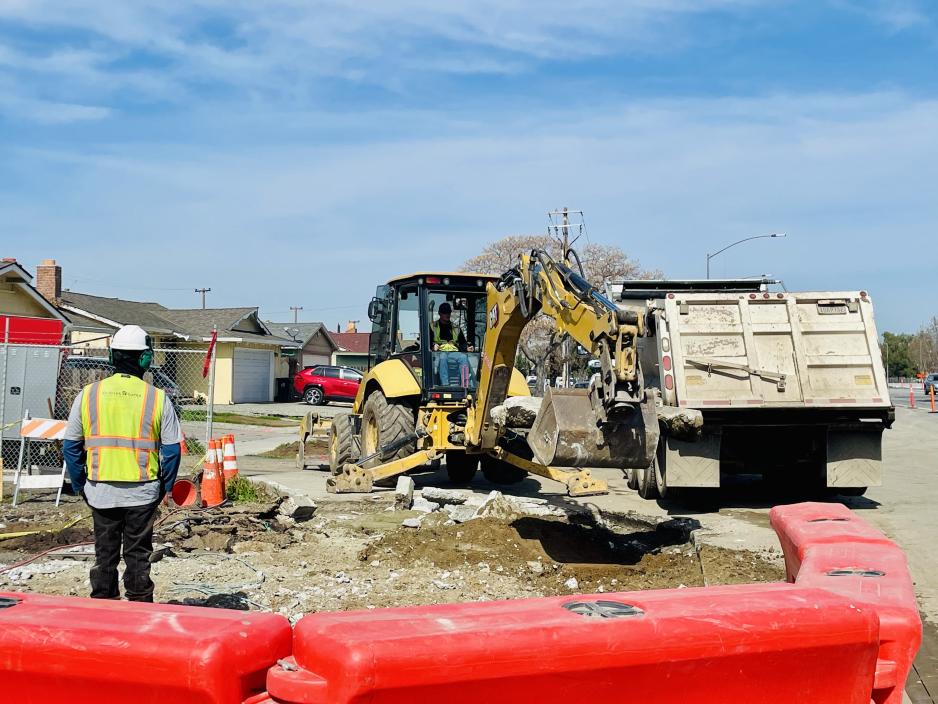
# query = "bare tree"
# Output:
<box><xmin>461</xmin><ymin>234</ymin><xmax>660</xmax><ymax>392</ymax></box>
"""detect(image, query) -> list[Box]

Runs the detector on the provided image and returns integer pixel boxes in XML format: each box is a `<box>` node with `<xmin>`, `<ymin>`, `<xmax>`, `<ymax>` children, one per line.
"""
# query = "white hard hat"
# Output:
<box><xmin>111</xmin><ymin>325</ymin><xmax>150</xmax><ymax>351</ymax></box>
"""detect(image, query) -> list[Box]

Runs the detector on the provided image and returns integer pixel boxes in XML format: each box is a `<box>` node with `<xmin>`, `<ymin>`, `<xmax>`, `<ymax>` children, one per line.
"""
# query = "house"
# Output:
<box><xmin>0</xmin><ymin>258</ymin><xmax>70</xmax><ymax>344</ymax></box>
<box><xmin>28</xmin><ymin>257</ymin><xmax>299</xmax><ymax>404</ymax></box>
<box><xmin>265</xmin><ymin>322</ymin><xmax>338</xmax><ymax>371</ymax></box>
<box><xmin>331</xmin><ymin>323</ymin><xmax>370</xmax><ymax>371</ymax></box>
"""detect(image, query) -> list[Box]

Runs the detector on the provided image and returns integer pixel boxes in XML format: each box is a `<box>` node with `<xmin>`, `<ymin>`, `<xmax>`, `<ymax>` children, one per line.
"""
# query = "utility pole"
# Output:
<box><xmin>290</xmin><ymin>306</ymin><xmax>303</xmax><ymax>324</ymax></box>
<box><xmin>195</xmin><ymin>288</ymin><xmax>211</xmax><ymax>309</ymax></box>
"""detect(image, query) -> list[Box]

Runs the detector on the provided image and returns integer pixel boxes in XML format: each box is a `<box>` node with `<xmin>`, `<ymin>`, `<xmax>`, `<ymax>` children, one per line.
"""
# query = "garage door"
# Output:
<box><xmin>303</xmin><ymin>353</ymin><xmax>330</xmax><ymax>368</ymax></box>
<box><xmin>233</xmin><ymin>348</ymin><xmax>273</xmax><ymax>403</ymax></box>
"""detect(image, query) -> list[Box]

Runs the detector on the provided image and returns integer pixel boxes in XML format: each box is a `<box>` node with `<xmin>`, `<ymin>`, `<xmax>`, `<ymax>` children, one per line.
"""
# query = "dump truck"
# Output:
<box><xmin>299</xmin><ymin>249</ymin><xmax>660</xmax><ymax>497</ymax></box>
<box><xmin>605</xmin><ymin>278</ymin><xmax>894</xmax><ymax>499</ymax></box>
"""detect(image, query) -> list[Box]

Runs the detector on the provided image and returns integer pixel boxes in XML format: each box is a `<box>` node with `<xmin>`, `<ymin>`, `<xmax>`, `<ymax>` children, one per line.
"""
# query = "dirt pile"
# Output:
<box><xmin>1</xmin><ymin>493</ymin><xmax>784</xmax><ymax>620</ymax></box>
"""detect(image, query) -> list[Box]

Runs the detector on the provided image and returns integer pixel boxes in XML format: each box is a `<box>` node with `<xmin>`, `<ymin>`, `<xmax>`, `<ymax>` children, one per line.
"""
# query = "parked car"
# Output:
<box><xmin>925</xmin><ymin>373</ymin><xmax>938</xmax><ymax>395</ymax></box>
<box><xmin>55</xmin><ymin>356</ymin><xmax>183</xmax><ymax>417</ymax></box>
<box><xmin>293</xmin><ymin>365</ymin><xmax>363</xmax><ymax>405</ymax></box>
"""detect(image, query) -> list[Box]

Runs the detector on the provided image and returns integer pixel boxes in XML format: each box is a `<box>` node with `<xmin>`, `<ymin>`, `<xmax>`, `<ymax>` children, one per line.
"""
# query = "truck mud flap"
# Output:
<box><xmin>826</xmin><ymin>429</ymin><xmax>883</xmax><ymax>488</ymax></box>
<box><xmin>663</xmin><ymin>433</ymin><xmax>720</xmax><ymax>488</ymax></box>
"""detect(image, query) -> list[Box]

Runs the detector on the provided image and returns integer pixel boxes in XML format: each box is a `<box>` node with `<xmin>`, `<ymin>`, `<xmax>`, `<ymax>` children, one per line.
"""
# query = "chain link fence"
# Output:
<box><xmin>1</xmin><ymin>344</ymin><xmax>215</xmax><ymax>482</ymax></box>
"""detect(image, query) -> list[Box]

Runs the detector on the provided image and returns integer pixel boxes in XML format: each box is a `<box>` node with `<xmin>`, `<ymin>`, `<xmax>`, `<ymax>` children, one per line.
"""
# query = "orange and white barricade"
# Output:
<box><xmin>13</xmin><ymin>412</ymin><xmax>69</xmax><ymax>507</ymax></box>
<box><xmin>221</xmin><ymin>434</ymin><xmax>239</xmax><ymax>483</ymax></box>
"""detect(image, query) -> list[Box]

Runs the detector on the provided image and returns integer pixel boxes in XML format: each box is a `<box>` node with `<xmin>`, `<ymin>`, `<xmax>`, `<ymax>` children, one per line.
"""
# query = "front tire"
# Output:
<box><xmin>329</xmin><ymin>413</ymin><xmax>361</xmax><ymax>475</ymax></box>
<box><xmin>636</xmin><ymin>462</ymin><xmax>659</xmax><ymax>500</ymax></box>
<box><xmin>304</xmin><ymin>386</ymin><xmax>324</xmax><ymax>406</ymax></box>
<box><xmin>360</xmin><ymin>391</ymin><xmax>415</xmax><ymax>469</ymax></box>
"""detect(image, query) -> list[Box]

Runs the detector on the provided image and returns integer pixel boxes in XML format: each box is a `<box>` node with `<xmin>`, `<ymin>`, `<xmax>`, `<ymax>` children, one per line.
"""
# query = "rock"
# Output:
<box><xmin>490</xmin><ymin>396</ymin><xmax>542</xmax><ymax>428</ymax></box>
<box><xmin>394</xmin><ymin>476</ymin><xmax>415</xmax><ymax>510</ymax></box>
<box><xmin>564</xmin><ymin>577</ymin><xmax>579</xmax><ymax>590</ymax></box>
<box><xmin>278</xmin><ymin>495</ymin><xmax>317</xmax><ymax>521</ymax></box>
<box><xmin>657</xmin><ymin>405</ymin><xmax>704</xmax><ymax>440</ymax></box>
<box><xmin>411</xmin><ymin>497</ymin><xmax>440</xmax><ymax>514</ymax></box>
<box><xmin>432</xmin><ymin>579</ymin><xmax>455</xmax><ymax>590</ymax></box>
<box><xmin>401</xmin><ymin>517</ymin><xmax>422</xmax><ymax>529</ymax></box>
<box><xmin>526</xmin><ymin>560</ymin><xmax>545</xmax><ymax>575</ymax></box>
<box><xmin>474</xmin><ymin>491</ymin><xmax>523</xmax><ymax>521</ymax></box>
<box><xmin>421</xmin><ymin>487</ymin><xmax>468</xmax><ymax>505</ymax></box>
<box><xmin>334</xmin><ymin>572</ymin><xmax>352</xmax><ymax>584</ymax></box>
<box><xmin>444</xmin><ymin>504</ymin><xmax>479</xmax><ymax>524</ymax></box>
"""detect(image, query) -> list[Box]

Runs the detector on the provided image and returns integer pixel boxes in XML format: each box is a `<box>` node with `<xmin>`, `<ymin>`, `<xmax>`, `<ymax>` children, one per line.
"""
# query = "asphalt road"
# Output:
<box><xmin>890</xmin><ymin>385</ymin><xmax>938</xmax><ymax>412</ymax></box>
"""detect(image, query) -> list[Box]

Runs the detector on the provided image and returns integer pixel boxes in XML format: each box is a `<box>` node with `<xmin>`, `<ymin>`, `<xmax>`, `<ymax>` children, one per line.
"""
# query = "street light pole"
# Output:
<box><xmin>706</xmin><ymin>233</ymin><xmax>786</xmax><ymax>279</ymax></box>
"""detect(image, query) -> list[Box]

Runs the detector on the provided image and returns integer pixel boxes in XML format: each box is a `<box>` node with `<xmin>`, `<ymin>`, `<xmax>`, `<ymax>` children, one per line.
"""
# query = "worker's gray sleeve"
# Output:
<box><xmin>64</xmin><ymin>393</ymin><xmax>84</xmax><ymax>441</ymax></box>
<box><xmin>160</xmin><ymin>399</ymin><xmax>183</xmax><ymax>445</ymax></box>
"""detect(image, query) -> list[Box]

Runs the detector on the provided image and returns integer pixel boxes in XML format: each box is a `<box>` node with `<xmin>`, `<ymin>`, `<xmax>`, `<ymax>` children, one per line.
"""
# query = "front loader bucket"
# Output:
<box><xmin>528</xmin><ymin>387</ymin><xmax>658</xmax><ymax>469</ymax></box>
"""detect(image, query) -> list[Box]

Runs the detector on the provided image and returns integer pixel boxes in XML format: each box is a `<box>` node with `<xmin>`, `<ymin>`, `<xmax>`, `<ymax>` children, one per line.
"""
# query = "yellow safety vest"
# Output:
<box><xmin>80</xmin><ymin>374</ymin><xmax>165</xmax><ymax>482</ymax></box>
<box><xmin>432</xmin><ymin>322</ymin><xmax>460</xmax><ymax>352</ymax></box>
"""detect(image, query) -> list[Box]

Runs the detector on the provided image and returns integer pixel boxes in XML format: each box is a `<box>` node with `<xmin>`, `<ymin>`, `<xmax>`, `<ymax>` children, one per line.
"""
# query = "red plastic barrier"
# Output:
<box><xmin>267</xmin><ymin>583</ymin><xmax>880</xmax><ymax>704</ymax></box>
<box><xmin>770</xmin><ymin>504</ymin><xmax>922</xmax><ymax>704</ymax></box>
<box><xmin>0</xmin><ymin>591</ymin><xmax>292</xmax><ymax>704</ymax></box>
<box><xmin>769</xmin><ymin>501</ymin><xmax>895</xmax><ymax>580</ymax></box>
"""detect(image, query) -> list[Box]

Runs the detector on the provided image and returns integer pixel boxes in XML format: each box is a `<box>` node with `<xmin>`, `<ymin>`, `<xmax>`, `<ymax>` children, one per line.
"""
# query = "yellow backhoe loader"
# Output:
<box><xmin>301</xmin><ymin>249</ymin><xmax>659</xmax><ymax>497</ymax></box>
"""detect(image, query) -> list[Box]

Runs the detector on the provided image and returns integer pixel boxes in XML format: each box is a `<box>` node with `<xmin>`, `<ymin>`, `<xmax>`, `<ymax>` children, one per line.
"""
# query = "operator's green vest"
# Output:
<box><xmin>432</xmin><ymin>322</ymin><xmax>459</xmax><ymax>352</ymax></box>
<box><xmin>80</xmin><ymin>374</ymin><xmax>165</xmax><ymax>482</ymax></box>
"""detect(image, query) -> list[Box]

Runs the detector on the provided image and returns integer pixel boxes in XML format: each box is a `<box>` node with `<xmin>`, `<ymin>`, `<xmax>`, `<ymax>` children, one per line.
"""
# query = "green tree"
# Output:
<box><xmin>880</xmin><ymin>332</ymin><xmax>914</xmax><ymax>378</ymax></box>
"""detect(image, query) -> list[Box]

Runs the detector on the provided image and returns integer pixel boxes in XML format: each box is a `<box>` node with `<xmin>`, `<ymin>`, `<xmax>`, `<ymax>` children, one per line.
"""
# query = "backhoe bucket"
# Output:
<box><xmin>528</xmin><ymin>387</ymin><xmax>658</xmax><ymax>469</ymax></box>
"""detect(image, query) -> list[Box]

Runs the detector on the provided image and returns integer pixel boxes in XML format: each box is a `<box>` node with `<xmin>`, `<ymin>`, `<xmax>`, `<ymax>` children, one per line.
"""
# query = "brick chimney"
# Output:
<box><xmin>345</xmin><ymin>320</ymin><xmax>358</xmax><ymax>333</ymax></box>
<box><xmin>36</xmin><ymin>259</ymin><xmax>62</xmax><ymax>305</ymax></box>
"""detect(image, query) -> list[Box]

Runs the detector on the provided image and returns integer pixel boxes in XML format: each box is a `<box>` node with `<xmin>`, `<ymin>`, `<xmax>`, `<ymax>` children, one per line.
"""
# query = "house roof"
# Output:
<box><xmin>60</xmin><ymin>291</ymin><xmax>295</xmax><ymax>347</ymax></box>
<box><xmin>266</xmin><ymin>322</ymin><xmax>338</xmax><ymax>351</ymax></box>
<box><xmin>60</xmin><ymin>291</ymin><xmax>177</xmax><ymax>333</ymax></box>
<box><xmin>331</xmin><ymin>331</ymin><xmax>370</xmax><ymax>354</ymax></box>
<box><xmin>0</xmin><ymin>260</ymin><xmax>71</xmax><ymax>324</ymax></box>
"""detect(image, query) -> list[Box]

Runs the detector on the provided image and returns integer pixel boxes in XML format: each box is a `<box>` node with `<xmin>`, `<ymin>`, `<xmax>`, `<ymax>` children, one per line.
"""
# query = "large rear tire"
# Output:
<box><xmin>445</xmin><ymin>452</ymin><xmax>479</xmax><ymax>485</ymax></box>
<box><xmin>360</xmin><ymin>391</ymin><xmax>416</xmax><ymax>469</ymax></box>
<box><xmin>329</xmin><ymin>413</ymin><xmax>361</xmax><ymax>475</ymax></box>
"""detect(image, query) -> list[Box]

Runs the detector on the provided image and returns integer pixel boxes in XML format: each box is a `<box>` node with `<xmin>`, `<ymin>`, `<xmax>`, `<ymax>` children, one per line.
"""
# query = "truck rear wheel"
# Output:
<box><xmin>329</xmin><ymin>413</ymin><xmax>361</xmax><ymax>475</ymax></box>
<box><xmin>361</xmin><ymin>391</ymin><xmax>415</xmax><ymax>469</ymax></box>
<box><xmin>636</xmin><ymin>462</ymin><xmax>659</xmax><ymax>500</ymax></box>
<box><xmin>445</xmin><ymin>452</ymin><xmax>478</xmax><ymax>485</ymax></box>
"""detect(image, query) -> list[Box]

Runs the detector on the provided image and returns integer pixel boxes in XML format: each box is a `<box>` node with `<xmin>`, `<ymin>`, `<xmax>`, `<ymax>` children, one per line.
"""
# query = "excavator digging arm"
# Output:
<box><xmin>466</xmin><ymin>249</ymin><xmax>658</xmax><ymax>470</ymax></box>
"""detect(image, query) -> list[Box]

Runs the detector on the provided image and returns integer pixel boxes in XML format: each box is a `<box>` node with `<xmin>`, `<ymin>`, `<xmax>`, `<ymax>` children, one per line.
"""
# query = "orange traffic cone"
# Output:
<box><xmin>201</xmin><ymin>439</ymin><xmax>225</xmax><ymax>508</ymax></box>
<box><xmin>222</xmin><ymin>433</ymin><xmax>239</xmax><ymax>483</ymax></box>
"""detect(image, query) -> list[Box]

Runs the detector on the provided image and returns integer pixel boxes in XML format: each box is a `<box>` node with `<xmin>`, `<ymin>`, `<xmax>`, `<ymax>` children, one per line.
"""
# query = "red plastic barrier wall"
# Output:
<box><xmin>267</xmin><ymin>583</ymin><xmax>880</xmax><ymax>704</ymax></box>
<box><xmin>0</xmin><ymin>591</ymin><xmax>292</xmax><ymax>704</ymax></box>
<box><xmin>770</xmin><ymin>502</ymin><xmax>922</xmax><ymax>704</ymax></box>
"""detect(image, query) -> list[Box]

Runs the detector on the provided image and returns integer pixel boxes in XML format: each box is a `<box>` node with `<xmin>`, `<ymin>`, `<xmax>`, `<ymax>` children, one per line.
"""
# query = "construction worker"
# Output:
<box><xmin>63</xmin><ymin>325</ymin><xmax>182</xmax><ymax>602</ymax></box>
<box><xmin>432</xmin><ymin>301</ymin><xmax>473</xmax><ymax>386</ymax></box>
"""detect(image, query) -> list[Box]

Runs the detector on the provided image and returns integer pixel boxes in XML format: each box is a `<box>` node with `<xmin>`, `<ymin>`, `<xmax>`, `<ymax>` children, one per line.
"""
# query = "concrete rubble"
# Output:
<box><xmin>394</xmin><ymin>476</ymin><xmax>415</xmax><ymax>510</ymax></box>
<box><xmin>278</xmin><ymin>495</ymin><xmax>317</xmax><ymax>521</ymax></box>
<box><xmin>490</xmin><ymin>396</ymin><xmax>542</xmax><ymax>429</ymax></box>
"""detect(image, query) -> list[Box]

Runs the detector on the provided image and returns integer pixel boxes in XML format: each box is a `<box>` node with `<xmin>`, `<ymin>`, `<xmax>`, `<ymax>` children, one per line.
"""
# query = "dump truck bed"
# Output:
<box><xmin>655</xmin><ymin>290</ymin><xmax>889</xmax><ymax>410</ymax></box>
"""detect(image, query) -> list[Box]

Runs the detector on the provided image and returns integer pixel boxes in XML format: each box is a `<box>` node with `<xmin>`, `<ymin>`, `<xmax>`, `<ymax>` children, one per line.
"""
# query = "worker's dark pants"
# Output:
<box><xmin>90</xmin><ymin>501</ymin><xmax>160</xmax><ymax>602</ymax></box>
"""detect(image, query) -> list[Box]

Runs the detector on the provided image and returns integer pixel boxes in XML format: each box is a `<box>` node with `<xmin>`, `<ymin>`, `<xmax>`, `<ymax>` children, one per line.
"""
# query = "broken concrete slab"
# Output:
<box><xmin>421</xmin><ymin>487</ymin><xmax>468</xmax><ymax>505</ymax></box>
<box><xmin>443</xmin><ymin>504</ymin><xmax>479</xmax><ymax>524</ymax></box>
<box><xmin>657</xmin><ymin>405</ymin><xmax>704</xmax><ymax>440</ymax></box>
<box><xmin>474</xmin><ymin>491</ymin><xmax>523</xmax><ymax>521</ymax></box>
<box><xmin>278</xmin><ymin>495</ymin><xmax>317</xmax><ymax>522</ymax></box>
<box><xmin>401</xmin><ymin>517</ymin><xmax>422</xmax><ymax>528</ymax></box>
<box><xmin>394</xmin><ymin>476</ymin><xmax>415</xmax><ymax>510</ymax></box>
<box><xmin>411</xmin><ymin>497</ymin><xmax>441</xmax><ymax>514</ymax></box>
<box><xmin>490</xmin><ymin>396</ymin><xmax>542</xmax><ymax>429</ymax></box>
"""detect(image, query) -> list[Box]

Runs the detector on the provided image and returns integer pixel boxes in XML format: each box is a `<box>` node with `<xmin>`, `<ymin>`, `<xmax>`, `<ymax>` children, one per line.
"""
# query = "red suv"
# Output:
<box><xmin>293</xmin><ymin>365</ymin><xmax>363</xmax><ymax>405</ymax></box>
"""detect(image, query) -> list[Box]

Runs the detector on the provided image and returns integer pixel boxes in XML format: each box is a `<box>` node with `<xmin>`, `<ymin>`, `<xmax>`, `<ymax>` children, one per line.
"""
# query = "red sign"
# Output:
<box><xmin>0</xmin><ymin>315</ymin><xmax>63</xmax><ymax>345</ymax></box>
<box><xmin>202</xmin><ymin>328</ymin><xmax>217</xmax><ymax>378</ymax></box>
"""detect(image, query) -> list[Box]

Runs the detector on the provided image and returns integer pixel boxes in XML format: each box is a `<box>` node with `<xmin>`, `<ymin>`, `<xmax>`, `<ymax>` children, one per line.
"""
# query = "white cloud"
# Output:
<box><xmin>2</xmin><ymin>91</ymin><xmax>935</xmax><ymax>329</ymax></box>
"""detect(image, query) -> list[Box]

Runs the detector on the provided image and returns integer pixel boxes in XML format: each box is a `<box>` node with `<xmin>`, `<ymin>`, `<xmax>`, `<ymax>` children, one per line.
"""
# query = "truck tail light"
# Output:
<box><xmin>664</xmin><ymin>375</ymin><xmax>674</xmax><ymax>391</ymax></box>
<box><xmin>662</xmin><ymin>355</ymin><xmax>672</xmax><ymax>372</ymax></box>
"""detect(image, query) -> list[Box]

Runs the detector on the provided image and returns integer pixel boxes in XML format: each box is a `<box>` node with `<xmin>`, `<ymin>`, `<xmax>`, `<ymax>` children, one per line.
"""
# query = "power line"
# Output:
<box><xmin>289</xmin><ymin>306</ymin><xmax>303</xmax><ymax>323</ymax></box>
<box><xmin>195</xmin><ymin>288</ymin><xmax>211</xmax><ymax>309</ymax></box>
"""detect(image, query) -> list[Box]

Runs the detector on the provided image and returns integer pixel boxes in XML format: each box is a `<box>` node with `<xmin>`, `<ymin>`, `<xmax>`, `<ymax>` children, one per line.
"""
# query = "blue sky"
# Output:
<box><xmin>1</xmin><ymin>1</ymin><xmax>936</xmax><ymax>332</ymax></box>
